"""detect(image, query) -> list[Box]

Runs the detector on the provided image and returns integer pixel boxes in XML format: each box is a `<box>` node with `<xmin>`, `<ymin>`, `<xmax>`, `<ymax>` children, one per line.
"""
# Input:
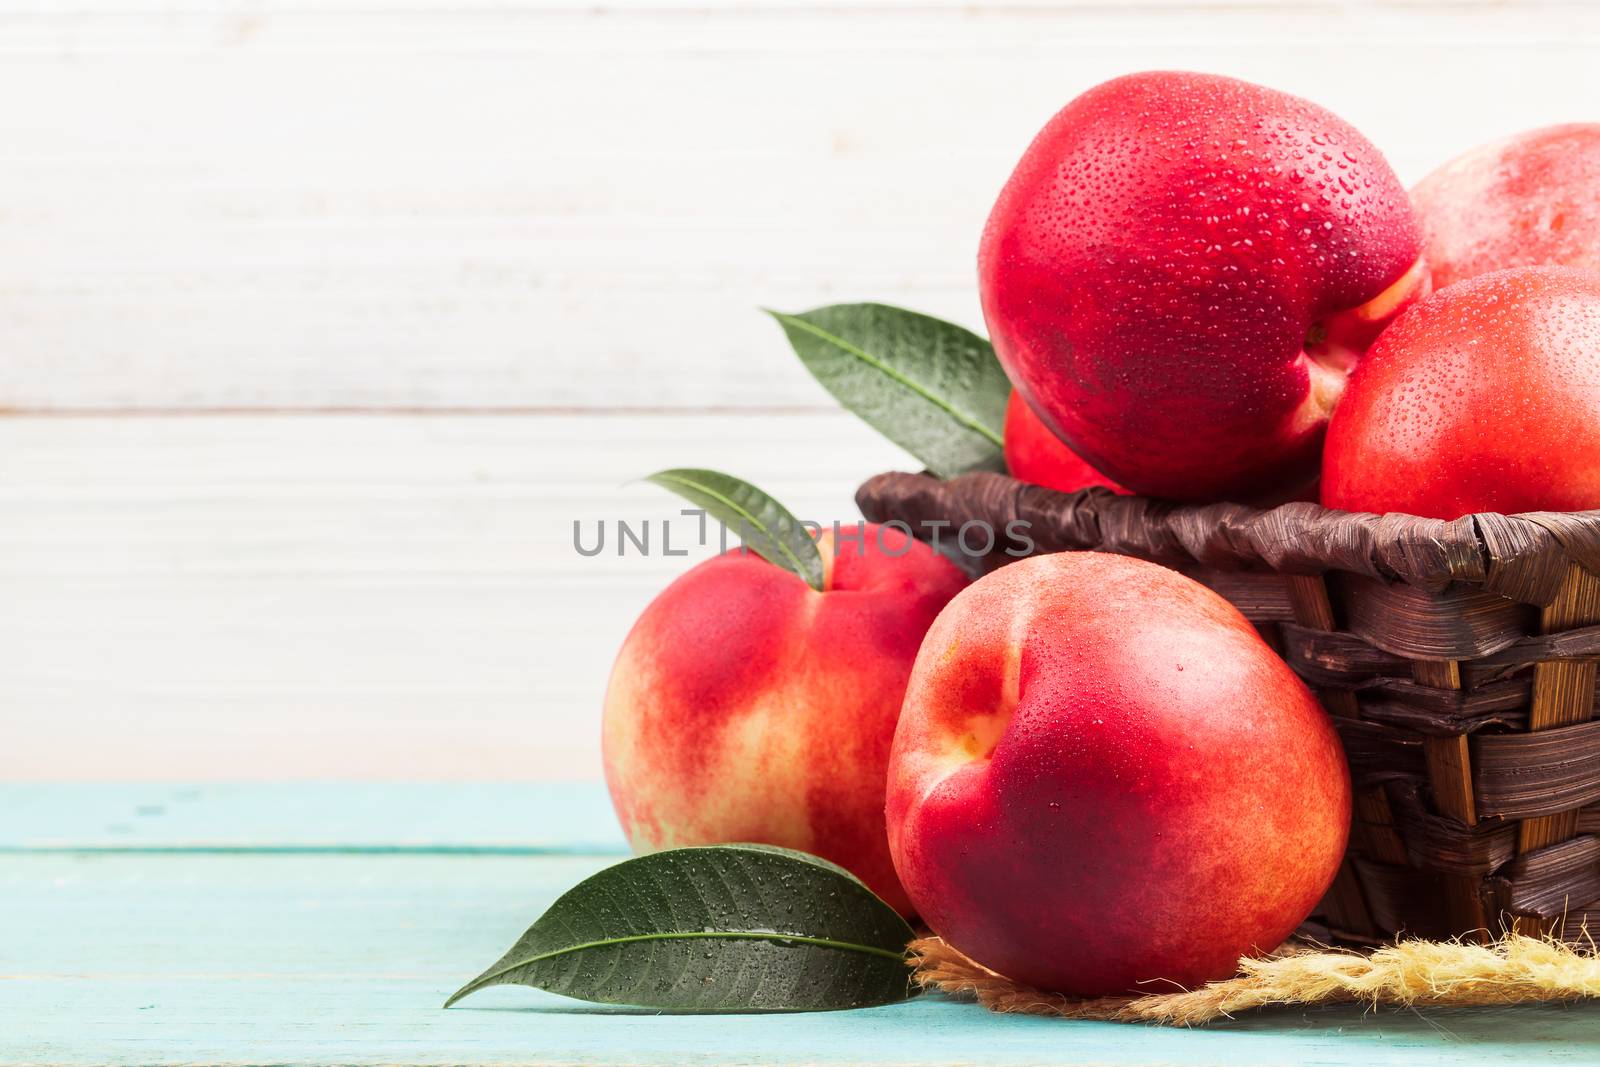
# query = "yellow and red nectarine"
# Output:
<box><xmin>603</xmin><ymin>524</ymin><xmax>968</xmax><ymax>914</ymax></box>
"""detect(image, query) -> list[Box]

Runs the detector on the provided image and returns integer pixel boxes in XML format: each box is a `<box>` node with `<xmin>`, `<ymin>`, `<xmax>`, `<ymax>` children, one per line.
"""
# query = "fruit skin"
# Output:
<box><xmin>1413</xmin><ymin>124</ymin><xmax>1600</xmax><ymax>291</ymax></box>
<box><xmin>1004</xmin><ymin>391</ymin><xmax>1128</xmax><ymax>495</ymax></box>
<box><xmin>980</xmin><ymin>71</ymin><xmax>1425</xmax><ymax>503</ymax></box>
<box><xmin>1323</xmin><ymin>266</ymin><xmax>1600</xmax><ymax>520</ymax></box>
<box><xmin>887</xmin><ymin>552</ymin><xmax>1350</xmax><ymax>996</ymax></box>
<box><xmin>603</xmin><ymin>524</ymin><xmax>968</xmax><ymax>915</ymax></box>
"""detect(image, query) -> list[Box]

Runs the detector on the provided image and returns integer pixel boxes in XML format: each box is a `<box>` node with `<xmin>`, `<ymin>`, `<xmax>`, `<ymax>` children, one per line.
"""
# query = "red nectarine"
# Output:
<box><xmin>1323</xmin><ymin>266</ymin><xmax>1600</xmax><ymax>520</ymax></box>
<box><xmin>980</xmin><ymin>71</ymin><xmax>1425</xmax><ymax>503</ymax></box>
<box><xmin>1413</xmin><ymin>124</ymin><xmax>1600</xmax><ymax>290</ymax></box>
<box><xmin>1003</xmin><ymin>391</ymin><xmax>1127</xmax><ymax>495</ymax></box>
<box><xmin>886</xmin><ymin>552</ymin><xmax>1350</xmax><ymax>995</ymax></box>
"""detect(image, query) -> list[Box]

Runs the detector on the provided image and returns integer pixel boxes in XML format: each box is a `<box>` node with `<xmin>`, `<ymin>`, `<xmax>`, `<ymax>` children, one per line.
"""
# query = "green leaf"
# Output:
<box><xmin>644</xmin><ymin>468</ymin><xmax>825</xmax><ymax>592</ymax></box>
<box><xmin>767</xmin><ymin>303</ymin><xmax>1009</xmax><ymax>478</ymax></box>
<box><xmin>444</xmin><ymin>844</ymin><xmax>917</xmax><ymax>1012</ymax></box>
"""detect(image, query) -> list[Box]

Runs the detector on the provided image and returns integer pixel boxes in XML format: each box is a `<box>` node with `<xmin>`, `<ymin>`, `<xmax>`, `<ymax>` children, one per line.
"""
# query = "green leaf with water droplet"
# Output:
<box><xmin>766</xmin><ymin>303</ymin><xmax>1009</xmax><ymax>478</ymax></box>
<box><xmin>444</xmin><ymin>844</ymin><xmax>917</xmax><ymax>1012</ymax></box>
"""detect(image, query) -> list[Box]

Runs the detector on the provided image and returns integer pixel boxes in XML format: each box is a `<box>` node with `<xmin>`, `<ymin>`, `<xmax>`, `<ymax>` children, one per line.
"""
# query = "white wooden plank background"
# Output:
<box><xmin>4</xmin><ymin>0</ymin><xmax>1598</xmax><ymax>779</ymax></box>
<box><xmin>0</xmin><ymin>413</ymin><xmax>908</xmax><ymax>779</ymax></box>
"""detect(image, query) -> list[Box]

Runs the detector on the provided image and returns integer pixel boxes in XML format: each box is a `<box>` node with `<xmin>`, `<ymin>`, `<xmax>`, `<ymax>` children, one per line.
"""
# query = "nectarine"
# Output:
<box><xmin>980</xmin><ymin>71</ymin><xmax>1424</xmax><ymax>503</ymax></box>
<box><xmin>1413</xmin><ymin>124</ymin><xmax>1600</xmax><ymax>290</ymax></box>
<box><xmin>603</xmin><ymin>524</ymin><xmax>968</xmax><ymax>914</ymax></box>
<box><xmin>1003</xmin><ymin>391</ymin><xmax>1127</xmax><ymax>495</ymax></box>
<box><xmin>1323</xmin><ymin>266</ymin><xmax>1600</xmax><ymax>519</ymax></box>
<box><xmin>887</xmin><ymin>552</ymin><xmax>1350</xmax><ymax>995</ymax></box>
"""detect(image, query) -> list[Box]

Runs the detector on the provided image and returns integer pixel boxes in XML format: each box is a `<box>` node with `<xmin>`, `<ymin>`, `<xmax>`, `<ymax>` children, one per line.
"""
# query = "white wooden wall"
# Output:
<box><xmin>5</xmin><ymin>0</ymin><xmax>1599</xmax><ymax>780</ymax></box>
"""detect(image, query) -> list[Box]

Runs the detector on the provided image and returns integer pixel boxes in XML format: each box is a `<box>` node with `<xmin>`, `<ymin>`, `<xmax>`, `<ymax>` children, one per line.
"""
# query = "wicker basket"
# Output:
<box><xmin>858</xmin><ymin>470</ymin><xmax>1600</xmax><ymax>945</ymax></box>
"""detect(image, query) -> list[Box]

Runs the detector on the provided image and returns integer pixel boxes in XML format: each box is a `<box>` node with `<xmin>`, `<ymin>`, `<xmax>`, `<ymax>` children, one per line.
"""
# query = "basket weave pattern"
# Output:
<box><xmin>858</xmin><ymin>470</ymin><xmax>1600</xmax><ymax>944</ymax></box>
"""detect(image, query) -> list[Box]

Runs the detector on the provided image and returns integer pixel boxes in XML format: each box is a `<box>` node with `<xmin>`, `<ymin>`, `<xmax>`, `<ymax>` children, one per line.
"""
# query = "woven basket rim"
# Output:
<box><xmin>856</xmin><ymin>470</ymin><xmax>1600</xmax><ymax>605</ymax></box>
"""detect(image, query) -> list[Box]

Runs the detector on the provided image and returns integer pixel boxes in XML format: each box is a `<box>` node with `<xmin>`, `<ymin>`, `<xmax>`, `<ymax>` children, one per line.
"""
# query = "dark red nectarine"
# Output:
<box><xmin>980</xmin><ymin>71</ymin><xmax>1425</xmax><ymax>503</ymax></box>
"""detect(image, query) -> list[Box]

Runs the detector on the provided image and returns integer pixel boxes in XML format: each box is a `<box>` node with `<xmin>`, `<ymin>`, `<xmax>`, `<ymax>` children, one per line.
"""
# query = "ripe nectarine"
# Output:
<box><xmin>887</xmin><ymin>552</ymin><xmax>1350</xmax><ymax>995</ymax></box>
<box><xmin>981</xmin><ymin>71</ymin><xmax>1424</xmax><ymax>503</ymax></box>
<box><xmin>1323</xmin><ymin>266</ymin><xmax>1600</xmax><ymax>519</ymax></box>
<box><xmin>1003</xmin><ymin>391</ymin><xmax>1127</xmax><ymax>495</ymax></box>
<box><xmin>603</xmin><ymin>524</ymin><xmax>968</xmax><ymax>914</ymax></box>
<box><xmin>1413</xmin><ymin>124</ymin><xmax>1600</xmax><ymax>290</ymax></box>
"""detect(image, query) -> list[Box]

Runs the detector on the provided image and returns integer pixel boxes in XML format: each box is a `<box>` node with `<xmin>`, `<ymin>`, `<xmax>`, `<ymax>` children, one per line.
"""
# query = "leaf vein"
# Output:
<box><xmin>773</xmin><ymin>312</ymin><xmax>1004</xmax><ymax>448</ymax></box>
<box><xmin>457</xmin><ymin>931</ymin><xmax>906</xmax><ymax>999</ymax></box>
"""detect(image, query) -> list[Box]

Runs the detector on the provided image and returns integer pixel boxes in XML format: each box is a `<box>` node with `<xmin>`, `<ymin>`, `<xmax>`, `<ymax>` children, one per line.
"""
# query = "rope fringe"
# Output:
<box><xmin>909</xmin><ymin>932</ymin><xmax>1600</xmax><ymax>1025</ymax></box>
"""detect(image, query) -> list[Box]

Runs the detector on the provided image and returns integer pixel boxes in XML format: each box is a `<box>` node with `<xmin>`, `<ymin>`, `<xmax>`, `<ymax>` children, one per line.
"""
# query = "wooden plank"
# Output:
<box><xmin>1423</xmin><ymin>734</ymin><xmax>1477</xmax><ymax>825</ymax></box>
<box><xmin>0</xmin><ymin>783</ymin><xmax>626</xmax><ymax>853</ymax></box>
<box><xmin>1518</xmin><ymin>568</ymin><xmax>1600</xmax><ymax>849</ymax></box>
<box><xmin>0</xmin><ymin>6</ymin><xmax>1596</xmax><ymax>410</ymax></box>
<box><xmin>1504</xmin><ymin>566</ymin><xmax>1600</xmax><ymax>936</ymax></box>
<box><xmin>1285</xmin><ymin>574</ymin><xmax>1338</xmax><ymax>632</ymax></box>
<box><xmin>1409</xmin><ymin>659</ymin><xmax>1489</xmax><ymax>939</ymax></box>
<box><xmin>1412</xmin><ymin>659</ymin><xmax>1477</xmax><ymax>826</ymax></box>
<box><xmin>7</xmin><ymin>799</ymin><xmax>1600</xmax><ymax>1065</ymax></box>
<box><xmin>1283</xmin><ymin>572</ymin><xmax>1375</xmax><ymax>935</ymax></box>
<box><xmin>1411</xmin><ymin>659</ymin><xmax>1462</xmax><ymax>692</ymax></box>
<box><xmin>0</xmin><ymin>413</ymin><xmax>911</xmax><ymax>781</ymax></box>
<box><xmin>1284</xmin><ymin>574</ymin><xmax>1359</xmax><ymax>718</ymax></box>
<box><xmin>1353</xmin><ymin>788</ymin><xmax>1410</xmax><ymax>868</ymax></box>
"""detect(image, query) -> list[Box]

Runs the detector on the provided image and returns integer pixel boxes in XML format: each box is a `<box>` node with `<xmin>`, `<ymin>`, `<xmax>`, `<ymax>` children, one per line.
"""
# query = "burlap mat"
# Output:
<box><xmin>909</xmin><ymin>933</ymin><xmax>1600</xmax><ymax>1024</ymax></box>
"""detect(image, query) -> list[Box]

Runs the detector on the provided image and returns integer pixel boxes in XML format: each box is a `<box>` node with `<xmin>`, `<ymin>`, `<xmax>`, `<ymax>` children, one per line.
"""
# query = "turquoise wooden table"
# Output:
<box><xmin>5</xmin><ymin>784</ymin><xmax>1599</xmax><ymax>1066</ymax></box>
